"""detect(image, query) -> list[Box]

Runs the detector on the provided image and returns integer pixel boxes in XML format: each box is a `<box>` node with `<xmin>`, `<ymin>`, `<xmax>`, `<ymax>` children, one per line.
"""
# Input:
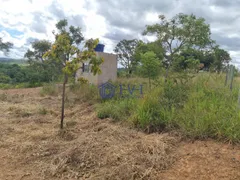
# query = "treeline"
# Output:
<box><xmin>114</xmin><ymin>13</ymin><xmax>232</xmax><ymax>80</ymax></box>
<box><xmin>0</xmin><ymin>13</ymin><xmax>235</xmax><ymax>87</ymax></box>
<box><xmin>0</xmin><ymin>62</ymin><xmax>62</xmax><ymax>87</ymax></box>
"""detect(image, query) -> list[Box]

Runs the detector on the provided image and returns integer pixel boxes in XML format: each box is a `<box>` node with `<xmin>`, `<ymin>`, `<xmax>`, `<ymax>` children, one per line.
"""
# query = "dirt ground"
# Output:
<box><xmin>0</xmin><ymin>88</ymin><xmax>240</xmax><ymax>180</ymax></box>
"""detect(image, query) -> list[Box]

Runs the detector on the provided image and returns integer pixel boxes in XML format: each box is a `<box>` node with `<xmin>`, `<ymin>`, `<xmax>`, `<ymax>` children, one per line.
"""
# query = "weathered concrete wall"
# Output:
<box><xmin>75</xmin><ymin>52</ymin><xmax>117</xmax><ymax>85</ymax></box>
<box><xmin>96</xmin><ymin>52</ymin><xmax>117</xmax><ymax>85</ymax></box>
<box><xmin>75</xmin><ymin>60</ymin><xmax>98</xmax><ymax>84</ymax></box>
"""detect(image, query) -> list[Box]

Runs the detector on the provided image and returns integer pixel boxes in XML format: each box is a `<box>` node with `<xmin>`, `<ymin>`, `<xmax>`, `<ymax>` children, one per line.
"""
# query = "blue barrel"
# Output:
<box><xmin>94</xmin><ymin>44</ymin><xmax>105</xmax><ymax>52</ymax></box>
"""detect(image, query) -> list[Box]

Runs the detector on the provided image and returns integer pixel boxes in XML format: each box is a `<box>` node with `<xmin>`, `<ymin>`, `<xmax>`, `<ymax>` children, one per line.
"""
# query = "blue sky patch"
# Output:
<box><xmin>0</xmin><ymin>25</ymin><xmax>24</xmax><ymax>38</ymax></box>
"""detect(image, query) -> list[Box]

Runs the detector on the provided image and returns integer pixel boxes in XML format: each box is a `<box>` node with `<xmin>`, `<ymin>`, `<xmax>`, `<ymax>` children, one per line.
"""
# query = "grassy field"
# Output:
<box><xmin>0</xmin><ymin>73</ymin><xmax>240</xmax><ymax>179</ymax></box>
<box><xmin>97</xmin><ymin>73</ymin><xmax>240</xmax><ymax>143</ymax></box>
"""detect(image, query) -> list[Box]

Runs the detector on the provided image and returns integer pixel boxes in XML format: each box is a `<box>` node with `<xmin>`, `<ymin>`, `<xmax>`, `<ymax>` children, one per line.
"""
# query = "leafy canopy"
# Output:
<box><xmin>114</xmin><ymin>39</ymin><xmax>139</xmax><ymax>75</ymax></box>
<box><xmin>24</xmin><ymin>40</ymin><xmax>51</xmax><ymax>63</ymax></box>
<box><xmin>140</xmin><ymin>51</ymin><xmax>161</xmax><ymax>80</ymax></box>
<box><xmin>0</xmin><ymin>37</ymin><xmax>13</xmax><ymax>55</ymax></box>
<box><xmin>143</xmin><ymin>13</ymin><xmax>214</xmax><ymax>66</ymax></box>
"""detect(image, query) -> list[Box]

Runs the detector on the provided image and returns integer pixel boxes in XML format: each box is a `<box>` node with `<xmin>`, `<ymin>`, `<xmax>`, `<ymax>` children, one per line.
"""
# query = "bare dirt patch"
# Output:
<box><xmin>0</xmin><ymin>87</ymin><xmax>240</xmax><ymax>179</ymax></box>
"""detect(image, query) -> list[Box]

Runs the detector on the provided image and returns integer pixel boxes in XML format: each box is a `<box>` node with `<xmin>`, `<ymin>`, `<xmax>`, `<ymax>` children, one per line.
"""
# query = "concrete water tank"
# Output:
<box><xmin>94</xmin><ymin>44</ymin><xmax>105</xmax><ymax>52</ymax></box>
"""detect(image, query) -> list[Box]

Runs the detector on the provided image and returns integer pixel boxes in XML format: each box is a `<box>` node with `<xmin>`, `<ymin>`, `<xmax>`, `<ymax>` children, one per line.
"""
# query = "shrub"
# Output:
<box><xmin>70</xmin><ymin>83</ymin><xmax>99</xmax><ymax>104</ymax></box>
<box><xmin>97</xmin><ymin>98</ymin><xmax>136</xmax><ymax>121</ymax></box>
<box><xmin>40</xmin><ymin>83</ymin><xmax>58</xmax><ymax>96</ymax></box>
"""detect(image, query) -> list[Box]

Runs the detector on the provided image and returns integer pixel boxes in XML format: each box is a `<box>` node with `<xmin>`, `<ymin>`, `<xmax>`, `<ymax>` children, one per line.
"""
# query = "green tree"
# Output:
<box><xmin>24</xmin><ymin>40</ymin><xmax>51</xmax><ymax>63</ymax></box>
<box><xmin>212</xmin><ymin>46</ymin><xmax>231</xmax><ymax>73</ymax></box>
<box><xmin>143</xmin><ymin>13</ymin><xmax>214</xmax><ymax>79</ymax></box>
<box><xmin>0</xmin><ymin>37</ymin><xmax>13</xmax><ymax>54</ymax></box>
<box><xmin>44</xmin><ymin>19</ymin><xmax>103</xmax><ymax>129</ymax></box>
<box><xmin>114</xmin><ymin>39</ymin><xmax>139</xmax><ymax>76</ymax></box>
<box><xmin>134</xmin><ymin>40</ymin><xmax>164</xmax><ymax>64</ymax></box>
<box><xmin>24</xmin><ymin>40</ymin><xmax>62</xmax><ymax>82</ymax></box>
<box><xmin>140</xmin><ymin>51</ymin><xmax>161</xmax><ymax>89</ymax></box>
<box><xmin>172</xmin><ymin>48</ymin><xmax>202</xmax><ymax>72</ymax></box>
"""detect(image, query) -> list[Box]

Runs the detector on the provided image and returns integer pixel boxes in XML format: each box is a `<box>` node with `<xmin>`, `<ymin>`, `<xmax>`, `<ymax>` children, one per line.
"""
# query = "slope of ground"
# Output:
<box><xmin>0</xmin><ymin>88</ymin><xmax>239</xmax><ymax>180</ymax></box>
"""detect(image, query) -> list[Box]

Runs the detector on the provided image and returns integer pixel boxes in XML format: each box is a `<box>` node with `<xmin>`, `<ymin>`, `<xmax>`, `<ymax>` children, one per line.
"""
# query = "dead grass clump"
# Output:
<box><xmin>44</xmin><ymin>121</ymin><xmax>177</xmax><ymax>180</ymax></box>
<box><xmin>57</xmin><ymin>129</ymin><xmax>77</xmax><ymax>141</ymax></box>
<box><xmin>38</xmin><ymin>107</ymin><xmax>48</xmax><ymax>115</ymax></box>
<box><xmin>0</xmin><ymin>93</ymin><xmax>8</xmax><ymax>101</ymax></box>
<box><xmin>8</xmin><ymin>106</ymin><xmax>32</xmax><ymax>117</ymax></box>
<box><xmin>0</xmin><ymin>93</ymin><xmax>24</xmax><ymax>103</ymax></box>
<box><xmin>49</xmin><ymin>109</ymin><xmax>59</xmax><ymax>117</ymax></box>
<box><xmin>66</xmin><ymin>120</ymin><xmax>77</xmax><ymax>128</ymax></box>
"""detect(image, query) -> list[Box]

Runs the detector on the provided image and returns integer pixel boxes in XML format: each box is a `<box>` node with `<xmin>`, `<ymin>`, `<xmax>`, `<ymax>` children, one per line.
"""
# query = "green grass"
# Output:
<box><xmin>0</xmin><ymin>82</ymin><xmax>43</xmax><ymax>89</ymax></box>
<box><xmin>96</xmin><ymin>74</ymin><xmax>240</xmax><ymax>143</ymax></box>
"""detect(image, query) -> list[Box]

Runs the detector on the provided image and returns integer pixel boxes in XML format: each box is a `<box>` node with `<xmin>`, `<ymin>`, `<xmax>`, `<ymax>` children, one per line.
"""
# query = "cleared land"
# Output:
<box><xmin>0</xmin><ymin>88</ymin><xmax>240</xmax><ymax>180</ymax></box>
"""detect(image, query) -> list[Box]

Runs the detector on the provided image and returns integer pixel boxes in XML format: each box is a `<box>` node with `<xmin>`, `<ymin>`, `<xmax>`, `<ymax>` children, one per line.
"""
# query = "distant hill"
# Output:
<box><xmin>0</xmin><ymin>57</ymin><xmax>27</xmax><ymax>65</ymax></box>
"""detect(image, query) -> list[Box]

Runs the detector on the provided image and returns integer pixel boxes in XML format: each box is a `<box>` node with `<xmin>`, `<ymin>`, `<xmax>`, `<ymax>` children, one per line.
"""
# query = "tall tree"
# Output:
<box><xmin>24</xmin><ymin>40</ymin><xmax>51</xmax><ymax>63</ymax></box>
<box><xmin>0</xmin><ymin>37</ymin><xmax>13</xmax><ymax>54</ymax></box>
<box><xmin>114</xmin><ymin>39</ymin><xmax>139</xmax><ymax>76</ymax></box>
<box><xmin>143</xmin><ymin>13</ymin><xmax>214</xmax><ymax>79</ymax></box>
<box><xmin>44</xmin><ymin>19</ymin><xmax>103</xmax><ymax>129</ymax></box>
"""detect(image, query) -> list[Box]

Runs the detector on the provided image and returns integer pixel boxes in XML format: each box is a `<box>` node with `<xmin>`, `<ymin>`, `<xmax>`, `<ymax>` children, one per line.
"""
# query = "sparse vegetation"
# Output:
<box><xmin>40</xmin><ymin>83</ymin><xmax>58</xmax><ymax>96</ymax></box>
<box><xmin>96</xmin><ymin>74</ymin><xmax>240</xmax><ymax>143</ymax></box>
<box><xmin>1</xmin><ymin>10</ymin><xmax>240</xmax><ymax>180</ymax></box>
<box><xmin>38</xmin><ymin>107</ymin><xmax>48</xmax><ymax>115</ymax></box>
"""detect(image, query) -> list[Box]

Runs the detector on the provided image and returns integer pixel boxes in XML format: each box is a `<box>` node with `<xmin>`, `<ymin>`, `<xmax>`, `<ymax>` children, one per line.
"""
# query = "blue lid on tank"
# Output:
<box><xmin>94</xmin><ymin>43</ymin><xmax>105</xmax><ymax>52</ymax></box>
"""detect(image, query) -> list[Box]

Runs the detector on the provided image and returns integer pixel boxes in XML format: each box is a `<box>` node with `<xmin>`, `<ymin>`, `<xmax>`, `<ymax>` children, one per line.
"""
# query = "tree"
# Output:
<box><xmin>114</xmin><ymin>39</ymin><xmax>139</xmax><ymax>76</ymax></box>
<box><xmin>139</xmin><ymin>51</ymin><xmax>161</xmax><ymax>89</ymax></box>
<box><xmin>143</xmin><ymin>13</ymin><xmax>214</xmax><ymax>79</ymax></box>
<box><xmin>212</xmin><ymin>46</ymin><xmax>231</xmax><ymax>73</ymax></box>
<box><xmin>134</xmin><ymin>40</ymin><xmax>164</xmax><ymax>64</ymax></box>
<box><xmin>0</xmin><ymin>37</ymin><xmax>13</xmax><ymax>54</ymax></box>
<box><xmin>172</xmin><ymin>48</ymin><xmax>202</xmax><ymax>72</ymax></box>
<box><xmin>24</xmin><ymin>40</ymin><xmax>51</xmax><ymax>63</ymax></box>
<box><xmin>44</xmin><ymin>19</ymin><xmax>103</xmax><ymax>129</ymax></box>
<box><xmin>24</xmin><ymin>40</ymin><xmax>62</xmax><ymax>82</ymax></box>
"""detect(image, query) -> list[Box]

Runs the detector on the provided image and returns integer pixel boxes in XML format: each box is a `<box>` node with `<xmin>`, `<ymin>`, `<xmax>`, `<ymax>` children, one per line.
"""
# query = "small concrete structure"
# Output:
<box><xmin>75</xmin><ymin>52</ymin><xmax>117</xmax><ymax>85</ymax></box>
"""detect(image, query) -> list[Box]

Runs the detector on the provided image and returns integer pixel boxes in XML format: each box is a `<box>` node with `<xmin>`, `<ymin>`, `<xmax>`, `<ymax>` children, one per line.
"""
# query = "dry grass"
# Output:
<box><xmin>0</xmin><ymin>88</ymin><xmax>177</xmax><ymax>180</ymax></box>
<box><xmin>0</xmin><ymin>87</ymin><xmax>239</xmax><ymax>180</ymax></box>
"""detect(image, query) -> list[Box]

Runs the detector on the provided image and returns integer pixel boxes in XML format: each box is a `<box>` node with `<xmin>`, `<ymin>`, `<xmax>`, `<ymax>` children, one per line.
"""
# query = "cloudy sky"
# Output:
<box><xmin>1</xmin><ymin>0</ymin><xmax>240</xmax><ymax>65</ymax></box>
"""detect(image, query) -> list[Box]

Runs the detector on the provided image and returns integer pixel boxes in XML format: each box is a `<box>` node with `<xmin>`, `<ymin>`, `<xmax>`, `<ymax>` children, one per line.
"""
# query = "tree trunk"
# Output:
<box><xmin>164</xmin><ymin>66</ymin><xmax>170</xmax><ymax>82</ymax></box>
<box><xmin>60</xmin><ymin>74</ymin><xmax>68</xmax><ymax>129</ymax></box>
<box><xmin>164</xmin><ymin>57</ymin><xmax>171</xmax><ymax>82</ymax></box>
<box><xmin>149</xmin><ymin>77</ymin><xmax>151</xmax><ymax>90</ymax></box>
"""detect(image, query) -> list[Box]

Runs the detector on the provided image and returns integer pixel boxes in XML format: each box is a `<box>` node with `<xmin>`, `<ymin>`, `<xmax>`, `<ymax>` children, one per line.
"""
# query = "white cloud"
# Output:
<box><xmin>0</xmin><ymin>0</ymin><xmax>106</xmax><ymax>58</ymax></box>
<box><xmin>0</xmin><ymin>0</ymin><xmax>240</xmax><ymax>66</ymax></box>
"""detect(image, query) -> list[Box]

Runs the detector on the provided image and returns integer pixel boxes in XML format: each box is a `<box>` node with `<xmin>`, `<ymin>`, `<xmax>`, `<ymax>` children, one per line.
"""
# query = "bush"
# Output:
<box><xmin>40</xmin><ymin>83</ymin><xmax>58</xmax><ymax>96</ymax></box>
<box><xmin>70</xmin><ymin>83</ymin><xmax>99</xmax><ymax>104</ymax></box>
<box><xmin>97</xmin><ymin>98</ymin><xmax>136</xmax><ymax>121</ymax></box>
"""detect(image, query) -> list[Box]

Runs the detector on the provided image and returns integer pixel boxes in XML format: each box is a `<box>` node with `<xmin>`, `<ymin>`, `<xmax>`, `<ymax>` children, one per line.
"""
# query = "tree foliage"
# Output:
<box><xmin>44</xmin><ymin>19</ymin><xmax>103</xmax><ymax>129</ymax></box>
<box><xmin>114</xmin><ymin>39</ymin><xmax>139</xmax><ymax>76</ymax></box>
<box><xmin>24</xmin><ymin>40</ymin><xmax>51</xmax><ymax>63</ymax></box>
<box><xmin>212</xmin><ymin>46</ymin><xmax>231</xmax><ymax>73</ymax></box>
<box><xmin>139</xmin><ymin>51</ymin><xmax>161</xmax><ymax>88</ymax></box>
<box><xmin>0</xmin><ymin>37</ymin><xmax>13</xmax><ymax>55</ymax></box>
<box><xmin>143</xmin><ymin>13</ymin><xmax>215</xmax><ymax>77</ymax></box>
<box><xmin>134</xmin><ymin>40</ymin><xmax>164</xmax><ymax>63</ymax></box>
